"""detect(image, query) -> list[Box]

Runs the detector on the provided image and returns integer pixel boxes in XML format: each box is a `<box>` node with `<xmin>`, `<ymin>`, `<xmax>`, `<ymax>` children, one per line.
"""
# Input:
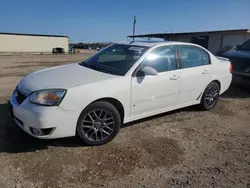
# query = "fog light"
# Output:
<box><xmin>32</xmin><ymin>128</ymin><xmax>44</xmax><ymax>136</ymax></box>
<box><xmin>30</xmin><ymin>127</ymin><xmax>53</xmax><ymax>136</ymax></box>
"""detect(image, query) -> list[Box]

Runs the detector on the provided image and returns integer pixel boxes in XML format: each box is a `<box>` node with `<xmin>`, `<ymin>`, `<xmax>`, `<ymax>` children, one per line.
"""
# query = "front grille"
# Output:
<box><xmin>16</xmin><ymin>88</ymin><xmax>27</xmax><ymax>104</ymax></box>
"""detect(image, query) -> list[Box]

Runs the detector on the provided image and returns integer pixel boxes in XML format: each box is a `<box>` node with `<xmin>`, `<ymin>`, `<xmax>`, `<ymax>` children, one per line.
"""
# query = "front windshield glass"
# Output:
<box><xmin>79</xmin><ymin>44</ymin><xmax>149</xmax><ymax>76</ymax></box>
<box><xmin>241</xmin><ymin>39</ymin><xmax>250</xmax><ymax>50</ymax></box>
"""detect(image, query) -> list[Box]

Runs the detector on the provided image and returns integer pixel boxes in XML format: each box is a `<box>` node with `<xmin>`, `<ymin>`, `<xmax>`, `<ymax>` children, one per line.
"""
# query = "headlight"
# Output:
<box><xmin>29</xmin><ymin>89</ymin><xmax>67</xmax><ymax>106</ymax></box>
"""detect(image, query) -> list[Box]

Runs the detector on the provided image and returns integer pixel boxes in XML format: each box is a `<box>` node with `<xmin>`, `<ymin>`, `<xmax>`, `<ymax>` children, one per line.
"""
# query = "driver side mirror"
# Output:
<box><xmin>136</xmin><ymin>66</ymin><xmax>158</xmax><ymax>77</ymax></box>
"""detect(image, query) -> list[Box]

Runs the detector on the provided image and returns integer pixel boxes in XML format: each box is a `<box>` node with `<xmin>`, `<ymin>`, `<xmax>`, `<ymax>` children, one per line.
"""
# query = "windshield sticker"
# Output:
<box><xmin>128</xmin><ymin>47</ymin><xmax>144</xmax><ymax>52</ymax></box>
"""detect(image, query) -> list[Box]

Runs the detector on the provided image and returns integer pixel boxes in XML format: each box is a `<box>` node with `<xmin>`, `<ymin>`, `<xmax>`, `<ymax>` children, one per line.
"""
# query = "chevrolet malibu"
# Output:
<box><xmin>10</xmin><ymin>41</ymin><xmax>232</xmax><ymax>145</ymax></box>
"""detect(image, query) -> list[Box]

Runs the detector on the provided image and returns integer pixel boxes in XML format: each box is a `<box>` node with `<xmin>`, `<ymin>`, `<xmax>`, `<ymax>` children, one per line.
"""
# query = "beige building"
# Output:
<box><xmin>128</xmin><ymin>29</ymin><xmax>250</xmax><ymax>55</ymax></box>
<box><xmin>0</xmin><ymin>32</ymin><xmax>69</xmax><ymax>53</ymax></box>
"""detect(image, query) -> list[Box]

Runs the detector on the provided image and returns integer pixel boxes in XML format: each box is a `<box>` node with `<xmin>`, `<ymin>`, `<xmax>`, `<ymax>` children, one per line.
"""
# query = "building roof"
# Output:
<box><xmin>128</xmin><ymin>29</ymin><xmax>250</xmax><ymax>38</ymax></box>
<box><xmin>118</xmin><ymin>41</ymin><xmax>194</xmax><ymax>47</ymax></box>
<box><xmin>0</xmin><ymin>32</ymin><xmax>68</xmax><ymax>38</ymax></box>
<box><xmin>123</xmin><ymin>41</ymin><xmax>167</xmax><ymax>47</ymax></box>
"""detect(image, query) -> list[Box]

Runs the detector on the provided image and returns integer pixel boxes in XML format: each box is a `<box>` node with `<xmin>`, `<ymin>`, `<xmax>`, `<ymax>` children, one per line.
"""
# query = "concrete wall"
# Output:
<box><xmin>164</xmin><ymin>35</ymin><xmax>191</xmax><ymax>43</ymax></box>
<box><xmin>207</xmin><ymin>34</ymin><xmax>222</xmax><ymax>54</ymax></box>
<box><xmin>222</xmin><ymin>33</ymin><xmax>247</xmax><ymax>47</ymax></box>
<box><xmin>0</xmin><ymin>34</ymin><xmax>69</xmax><ymax>53</ymax></box>
<box><xmin>245</xmin><ymin>33</ymin><xmax>250</xmax><ymax>42</ymax></box>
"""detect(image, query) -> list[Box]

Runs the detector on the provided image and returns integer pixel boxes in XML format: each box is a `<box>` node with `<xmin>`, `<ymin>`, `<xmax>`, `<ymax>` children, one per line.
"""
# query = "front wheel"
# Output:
<box><xmin>200</xmin><ymin>82</ymin><xmax>220</xmax><ymax>110</ymax></box>
<box><xmin>76</xmin><ymin>101</ymin><xmax>121</xmax><ymax>146</ymax></box>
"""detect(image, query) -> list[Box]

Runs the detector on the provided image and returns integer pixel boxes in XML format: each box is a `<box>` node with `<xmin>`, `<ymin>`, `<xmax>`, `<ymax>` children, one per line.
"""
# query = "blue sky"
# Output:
<box><xmin>1</xmin><ymin>0</ymin><xmax>250</xmax><ymax>42</ymax></box>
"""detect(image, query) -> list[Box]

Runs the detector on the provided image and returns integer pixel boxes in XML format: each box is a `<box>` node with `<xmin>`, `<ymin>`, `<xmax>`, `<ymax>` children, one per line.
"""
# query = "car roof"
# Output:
<box><xmin>117</xmin><ymin>41</ymin><xmax>195</xmax><ymax>48</ymax></box>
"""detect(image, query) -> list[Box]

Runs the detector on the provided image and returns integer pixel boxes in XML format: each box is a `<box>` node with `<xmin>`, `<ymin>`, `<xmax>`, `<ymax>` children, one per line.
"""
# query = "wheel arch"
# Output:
<box><xmin>212</xmin><ymin>80</ymin><xmax>221</xmax><ymax>90</ymax></box>
<box><xmin>197</xmin><ymin>80</ymin><xmax>221</xmax><ymax>101</ymax></box>
<box><xmin>199</xmin><ymin>79</ymin><xmax>221</xmax><ymax>110</ymax></box>
<box><xmin>90</xmin><ymin>97</ymin><xmax>125</xmax><ymax>123</ymax></box>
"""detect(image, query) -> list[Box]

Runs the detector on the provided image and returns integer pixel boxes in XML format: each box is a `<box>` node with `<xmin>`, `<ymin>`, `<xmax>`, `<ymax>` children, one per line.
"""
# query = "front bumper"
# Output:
<box><xmin>10</xmin><ymin>89</ymin><xmax>79</xmax><ymax>139</ymax></box>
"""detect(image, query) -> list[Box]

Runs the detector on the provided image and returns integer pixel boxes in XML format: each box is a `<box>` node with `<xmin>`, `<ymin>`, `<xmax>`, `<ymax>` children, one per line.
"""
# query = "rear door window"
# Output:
<box><xmin>178</xmin><ymin>45</ymin><xmax>203</xmax><ymax>69</ymax></box>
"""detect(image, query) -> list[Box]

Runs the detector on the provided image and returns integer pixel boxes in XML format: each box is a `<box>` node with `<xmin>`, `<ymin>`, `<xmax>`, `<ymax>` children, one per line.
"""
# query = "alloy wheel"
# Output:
<box><xmin>80</xmin><ymin>109</ymin><xmax>115</xmax><ymax>142</ymax></box>
<box><xmin>205</xmin><ymin>86</ymin><xmax>219</xmax><ymax>108</ymax></box>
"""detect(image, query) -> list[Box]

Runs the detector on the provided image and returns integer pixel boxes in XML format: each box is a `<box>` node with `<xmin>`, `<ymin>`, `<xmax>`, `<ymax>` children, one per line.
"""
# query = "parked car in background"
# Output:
<box><xmin>68</xmin><ymin>47</ymin><xmax>73</xmax><ymax>53</ymax></box>
<box><xmin>221</xmin><ymin>39</ymin><xmax>250</xmax><ymax>82</ymax></box>
<box><xmin>10</xmin><ymin>41</ymin><xmax>232</xmax><ymax>146</ymax></box>
<box><xmin>52</xmin><ymin>47</ymin><xmax>65</xmax><ymax>54</ymax></box>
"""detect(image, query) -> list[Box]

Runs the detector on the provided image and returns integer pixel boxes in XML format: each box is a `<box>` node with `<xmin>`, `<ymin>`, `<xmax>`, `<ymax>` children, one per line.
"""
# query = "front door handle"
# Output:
<box><xmin>202</xmin><ymin>70</ymin><xmax>209</xmax><ymax>74</ymax></box>
<box><xmin>170</xmin><ymin>75</ymin><xmax>180</xmax><ymax>80</ymax></box>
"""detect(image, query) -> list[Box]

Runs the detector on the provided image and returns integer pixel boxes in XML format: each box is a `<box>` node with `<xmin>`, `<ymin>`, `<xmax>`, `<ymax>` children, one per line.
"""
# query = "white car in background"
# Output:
<box><xmin>10</xmin><ymin>41</ymin><xmax>232</xmax><ymax>145</ymax></box>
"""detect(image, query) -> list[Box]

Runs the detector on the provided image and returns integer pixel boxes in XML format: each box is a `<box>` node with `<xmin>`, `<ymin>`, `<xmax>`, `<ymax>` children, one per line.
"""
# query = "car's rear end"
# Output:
<box><xmin>228</xmin><ymin>57</ymin><xmax>250</xmax><ymax>85</ymax></box>
<box><xmin>220</xmin><ymin>55</ymin><xmax>250</xmax><ymax>87</ymax></box>
<box><xmin>220</xmin><ymin>39</ymin><xmax>250</xmax><ymax>86</ymax></box>
<box><xmin>214</xmin><ymin>56</ymin><xmax>233</xmax><ymax>94</ymax></box>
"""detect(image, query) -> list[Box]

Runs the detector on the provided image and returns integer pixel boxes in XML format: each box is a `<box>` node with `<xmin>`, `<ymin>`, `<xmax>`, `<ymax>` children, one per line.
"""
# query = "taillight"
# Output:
<box><xmin>230</xmin><ymin>63</ymin><xmax>233</xmax><ymax>73</ymax></box>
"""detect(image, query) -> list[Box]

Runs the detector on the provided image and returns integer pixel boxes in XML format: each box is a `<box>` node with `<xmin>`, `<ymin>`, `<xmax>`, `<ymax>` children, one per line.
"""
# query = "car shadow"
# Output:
<box><xmin>0</xmin><ymin>102</ymin><xmax>87</xmax><ymax>154</ymax></box>
<box><xmin>0</xmin><ymin>84</ymin><xmax>249</xmax><ymax>154</ymax></box>
<box><xmin>122</xmin><ymin>105</ymin><xmax>200</xmax><ymax>129</ymax></box>
<box><xmin>0</xmin><ymin>101</ymin><xmax>199</xmax><ymax>154</ymax></box>
<box><xmin>221</xmin><ymin>84</ymin><xmax>250</xmax><ymax>99</ymax></box>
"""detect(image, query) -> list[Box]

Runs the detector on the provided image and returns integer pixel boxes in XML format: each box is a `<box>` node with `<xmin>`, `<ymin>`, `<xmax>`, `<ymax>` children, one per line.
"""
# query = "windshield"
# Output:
<box><xmin>79</xmin><ymin>44</ymin><xmax>149</xmax><ymax>76</ymax></box>
<box><xmin>240</xmin><ymin>39</ymin><xmax>250</xmax><ymax>50</ymax></box>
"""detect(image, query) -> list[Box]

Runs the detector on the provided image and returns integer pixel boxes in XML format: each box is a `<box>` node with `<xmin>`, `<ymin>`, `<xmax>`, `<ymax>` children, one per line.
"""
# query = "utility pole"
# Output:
<box><xmin>132</xmin><ymin>16</ymin><xmax>137</xmax><ymax>41</ymax></box>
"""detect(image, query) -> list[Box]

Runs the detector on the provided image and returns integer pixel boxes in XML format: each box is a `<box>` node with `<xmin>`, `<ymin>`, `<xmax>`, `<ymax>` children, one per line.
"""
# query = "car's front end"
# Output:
<box><xmin>9</xmin><ymin>43</ymin><xmax>150</xmax><ymax>141</ymax></box>
<box><xmin>9</xmin><ymin>86</ymin><xmax>78</xmax><ymax>139</ymax></box>
<box><xmin>8</xmin><ymin>62</ymin><xmax>118</xmax><ymax>139</ymax></box>
<box><xmin>9</xmin><ymin>63</ymin><xmax>129</xmax><ymax>139</ymax></box>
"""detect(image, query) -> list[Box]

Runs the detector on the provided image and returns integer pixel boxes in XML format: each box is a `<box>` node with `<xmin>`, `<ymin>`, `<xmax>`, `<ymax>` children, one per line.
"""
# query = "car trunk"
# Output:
<box><xmin>229</xmin><ymin>57</ymin><xmax>250</xmax><ymax>73</ymax></box>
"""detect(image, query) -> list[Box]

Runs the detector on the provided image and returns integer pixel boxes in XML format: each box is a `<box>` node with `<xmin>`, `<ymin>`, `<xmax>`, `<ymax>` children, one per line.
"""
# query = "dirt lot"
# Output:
<box><xmin>0</xmin><ymin>54</ymin><xmax>249</xmax><ymax>188</ymax></box>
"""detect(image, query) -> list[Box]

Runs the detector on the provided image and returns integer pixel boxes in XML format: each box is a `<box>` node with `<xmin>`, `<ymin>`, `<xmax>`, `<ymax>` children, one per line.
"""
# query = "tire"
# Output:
<box><xmin>200</xmin><ymin>82</ymin><xmax>220</xmax><ymax>111</ymax></box>
<box><xmin>76</xmin><ymin>101</ymin><xmax>121</xmax><ymax>146</ymax></box>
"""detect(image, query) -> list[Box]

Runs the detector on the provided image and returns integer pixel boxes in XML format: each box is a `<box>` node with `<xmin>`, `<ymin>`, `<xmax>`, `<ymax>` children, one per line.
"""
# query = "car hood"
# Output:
<box><xmin>18</xmin><ymin>63</ymin><xmax>118</xmax><ymax>94</ymax></box>
<box><xmin>222</xmin><ymin>50</ymin><xmax>250</xmax><ymax>59</ymax></box>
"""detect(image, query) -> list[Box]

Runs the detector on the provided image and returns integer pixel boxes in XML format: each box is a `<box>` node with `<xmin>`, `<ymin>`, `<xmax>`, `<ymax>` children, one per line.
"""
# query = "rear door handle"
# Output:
<box><xmin>202</xmin><ymin>70</ymin><xmax>209</xmax><ymax>74</ymax></box>
<box><xmin>170</xmin><ymin>75</ymin><xmax>180</xmax><ymax>80</ymax></box>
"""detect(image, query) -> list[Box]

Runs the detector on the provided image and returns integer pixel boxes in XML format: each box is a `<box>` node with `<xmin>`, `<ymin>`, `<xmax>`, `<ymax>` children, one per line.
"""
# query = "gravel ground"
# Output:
<box><xmin>0</xmin><ymin>54</ymin><xmax>249</xmax><ymax>188</ymax></box>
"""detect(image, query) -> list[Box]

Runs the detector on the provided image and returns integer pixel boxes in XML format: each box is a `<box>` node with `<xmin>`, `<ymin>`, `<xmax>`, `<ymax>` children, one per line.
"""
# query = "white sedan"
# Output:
<box><xmin>10</xmin><ymin>41</ymin><xmax>232</xmax><ymax>145</ymax></box>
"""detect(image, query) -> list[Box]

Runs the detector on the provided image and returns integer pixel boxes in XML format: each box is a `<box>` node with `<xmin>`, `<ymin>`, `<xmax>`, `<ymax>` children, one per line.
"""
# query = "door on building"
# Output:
<box><xmin>191</xmin><ymin>36</ymin><xmax>209</xmax><ymax>49</ymax></box>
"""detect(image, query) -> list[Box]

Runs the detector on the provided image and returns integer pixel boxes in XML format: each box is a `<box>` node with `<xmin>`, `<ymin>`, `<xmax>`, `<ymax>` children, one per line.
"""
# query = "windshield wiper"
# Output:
<box><xmin>79</xmin><ymin>62</ymin><xmax>122</xmax><ymax>75</ymax></box>
<box><xmin>79</xmin><ymin>62</ymin><xmax>114</xmax><ymax>74</ymax></box>
<box><xmin>92</xmin><ymin>64</ymin><xmax>114</xmax><ymax>74</ymax></box>
<box><xmin>98</xmin><ymin>64</ymin><xmax>123</xmax><ymax>75</ymax></box>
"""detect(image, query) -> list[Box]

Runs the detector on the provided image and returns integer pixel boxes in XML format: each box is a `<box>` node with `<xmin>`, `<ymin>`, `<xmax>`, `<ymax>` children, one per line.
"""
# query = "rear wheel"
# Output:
<box><xmin>76</xmin><ymin>101</ymin><xmax>121</xmax><ymax>146</ymax></box>
<box><xmin>200</xmin><ymin>82</ymin><xmax>220</xmax><ymax>110</ymax></box>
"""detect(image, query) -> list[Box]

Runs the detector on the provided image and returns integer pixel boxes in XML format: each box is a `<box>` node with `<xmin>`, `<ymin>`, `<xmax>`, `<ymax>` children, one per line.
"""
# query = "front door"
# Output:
<box><xmin>131</xmin><ymin>45</ymin><xmax>181</xmax><ymax>117</ymax></box>
<box><xmin>177</xmin><ymin>45</ymin><xmax>211</xmax><ymax>104</ymax></box>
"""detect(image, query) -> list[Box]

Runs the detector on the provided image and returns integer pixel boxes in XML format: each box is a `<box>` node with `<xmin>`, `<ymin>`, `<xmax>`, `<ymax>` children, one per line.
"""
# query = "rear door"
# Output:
<box><xmin>177</xmin><ymin>45</ymin><xmax>211</xmax><ymax>104</ymax></box>
<box><xmin>131</xmin><ymin>45</ymin><xmax>181</xmax><ymax>116</ymax></box>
